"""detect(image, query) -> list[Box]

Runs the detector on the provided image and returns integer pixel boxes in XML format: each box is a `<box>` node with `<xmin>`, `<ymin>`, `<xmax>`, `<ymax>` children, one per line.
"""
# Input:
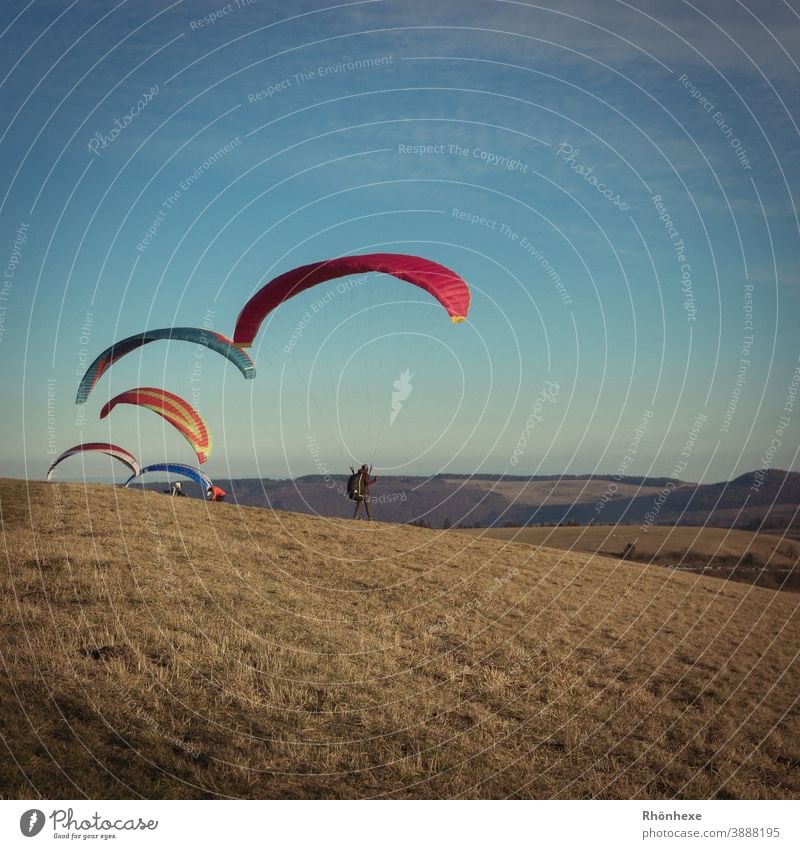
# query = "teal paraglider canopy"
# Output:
<box><xmin>76</xmin><ymin>327</ymin><xmax>256</xmax><ymax>404</ymax></box>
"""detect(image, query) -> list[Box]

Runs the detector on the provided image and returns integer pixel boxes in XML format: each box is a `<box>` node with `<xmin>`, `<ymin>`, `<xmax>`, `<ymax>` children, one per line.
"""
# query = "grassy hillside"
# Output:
<box><xmin>1</xmin><ymin>478</ymin><xmax>799</xmax><ymax>799</ymax></box>
<box><xmin>458</xmin><ymin>525</ymin><xmax>800</xmax><ymax>592</ymax></box>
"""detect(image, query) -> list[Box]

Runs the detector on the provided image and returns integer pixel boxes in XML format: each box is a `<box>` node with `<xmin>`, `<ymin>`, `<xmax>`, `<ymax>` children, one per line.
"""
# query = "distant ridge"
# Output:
<box><xmin>128</xmin><ymin>469</ymin><xmax>800</xmax><ymax>533</ymax></box>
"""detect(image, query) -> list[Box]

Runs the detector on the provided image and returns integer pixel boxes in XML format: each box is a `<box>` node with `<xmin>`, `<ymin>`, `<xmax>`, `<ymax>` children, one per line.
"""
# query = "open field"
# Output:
<box><xmin>456</xmin><ymin>525</ymin><xmax>800</xmax><ymax>592</ymax></box>
<box><xmin>1</xmin><ymin>478</ymin><xmax>799</xmax><ymax>799</ymax></box>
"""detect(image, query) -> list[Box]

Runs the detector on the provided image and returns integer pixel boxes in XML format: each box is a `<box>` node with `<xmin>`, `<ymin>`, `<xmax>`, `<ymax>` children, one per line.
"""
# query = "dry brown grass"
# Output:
<box><xmin>459</xmin><ymin>525</ymin><xmax>800</xmax><ymax>592</ymax></box>
<box><xmin>1</xmin><ymin>478</ymin><xmax>799</xmax><ymax>799</ymax></box>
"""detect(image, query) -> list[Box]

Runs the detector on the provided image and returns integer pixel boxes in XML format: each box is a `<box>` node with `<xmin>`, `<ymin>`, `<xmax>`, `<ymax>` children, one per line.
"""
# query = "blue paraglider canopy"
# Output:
<box><xmin>125</xmin><ymin>462</ymin><xmax>214</xmax><ymax>494</ymax></box>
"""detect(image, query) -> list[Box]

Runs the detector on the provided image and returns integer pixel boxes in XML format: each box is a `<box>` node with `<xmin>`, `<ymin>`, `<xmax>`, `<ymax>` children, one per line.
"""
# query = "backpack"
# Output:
<box><xmin>346</xmin><ymin>471</ymin><xmax>363</xmax><ymax>500</ymax></box>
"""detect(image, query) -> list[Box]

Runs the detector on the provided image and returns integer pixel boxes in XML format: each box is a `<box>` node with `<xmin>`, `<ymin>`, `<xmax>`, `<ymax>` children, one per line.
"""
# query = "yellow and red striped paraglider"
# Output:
<box><xmin>99</xmin><ymin>388</ymin><xmax>212</xmax><ymax>464</ymax></box>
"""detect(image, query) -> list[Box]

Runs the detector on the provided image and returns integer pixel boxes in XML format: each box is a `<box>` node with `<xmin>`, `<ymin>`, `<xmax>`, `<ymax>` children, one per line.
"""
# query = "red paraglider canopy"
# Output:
<box><xmin>47</xmin><ymin>442</ymin><xmax>140</xmax><ymax>480</ymax></box>
<box><xmin>233</xmin><ymin>253</ymin><xmax>471</xmax><ymax>348</ymax></box>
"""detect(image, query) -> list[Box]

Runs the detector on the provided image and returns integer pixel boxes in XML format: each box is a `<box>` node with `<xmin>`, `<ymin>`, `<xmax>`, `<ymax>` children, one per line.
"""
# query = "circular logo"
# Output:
<box><xmin>19</xmin><ymin>810</ymin><xmax>46</xmax><ymax>837</ymax></box>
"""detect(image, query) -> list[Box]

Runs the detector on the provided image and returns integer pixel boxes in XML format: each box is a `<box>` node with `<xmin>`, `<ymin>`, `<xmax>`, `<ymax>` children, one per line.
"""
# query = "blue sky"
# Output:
<box><xmin>1</xmin><ymin>0</ymin><xmax>799</xmax><ymax>482</ymax></box>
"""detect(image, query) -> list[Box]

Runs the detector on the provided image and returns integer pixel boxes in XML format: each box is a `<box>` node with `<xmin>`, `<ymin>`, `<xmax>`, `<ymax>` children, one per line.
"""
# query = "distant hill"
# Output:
<box><xmin>2</xmin><ymin>477</ymin><xmax>799</xmax><ymax>799</ymax></box>
<box><xmin>134</xmin><ymin>469</ymin><xmax>800</xmax><ymax>534</ymax></box>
